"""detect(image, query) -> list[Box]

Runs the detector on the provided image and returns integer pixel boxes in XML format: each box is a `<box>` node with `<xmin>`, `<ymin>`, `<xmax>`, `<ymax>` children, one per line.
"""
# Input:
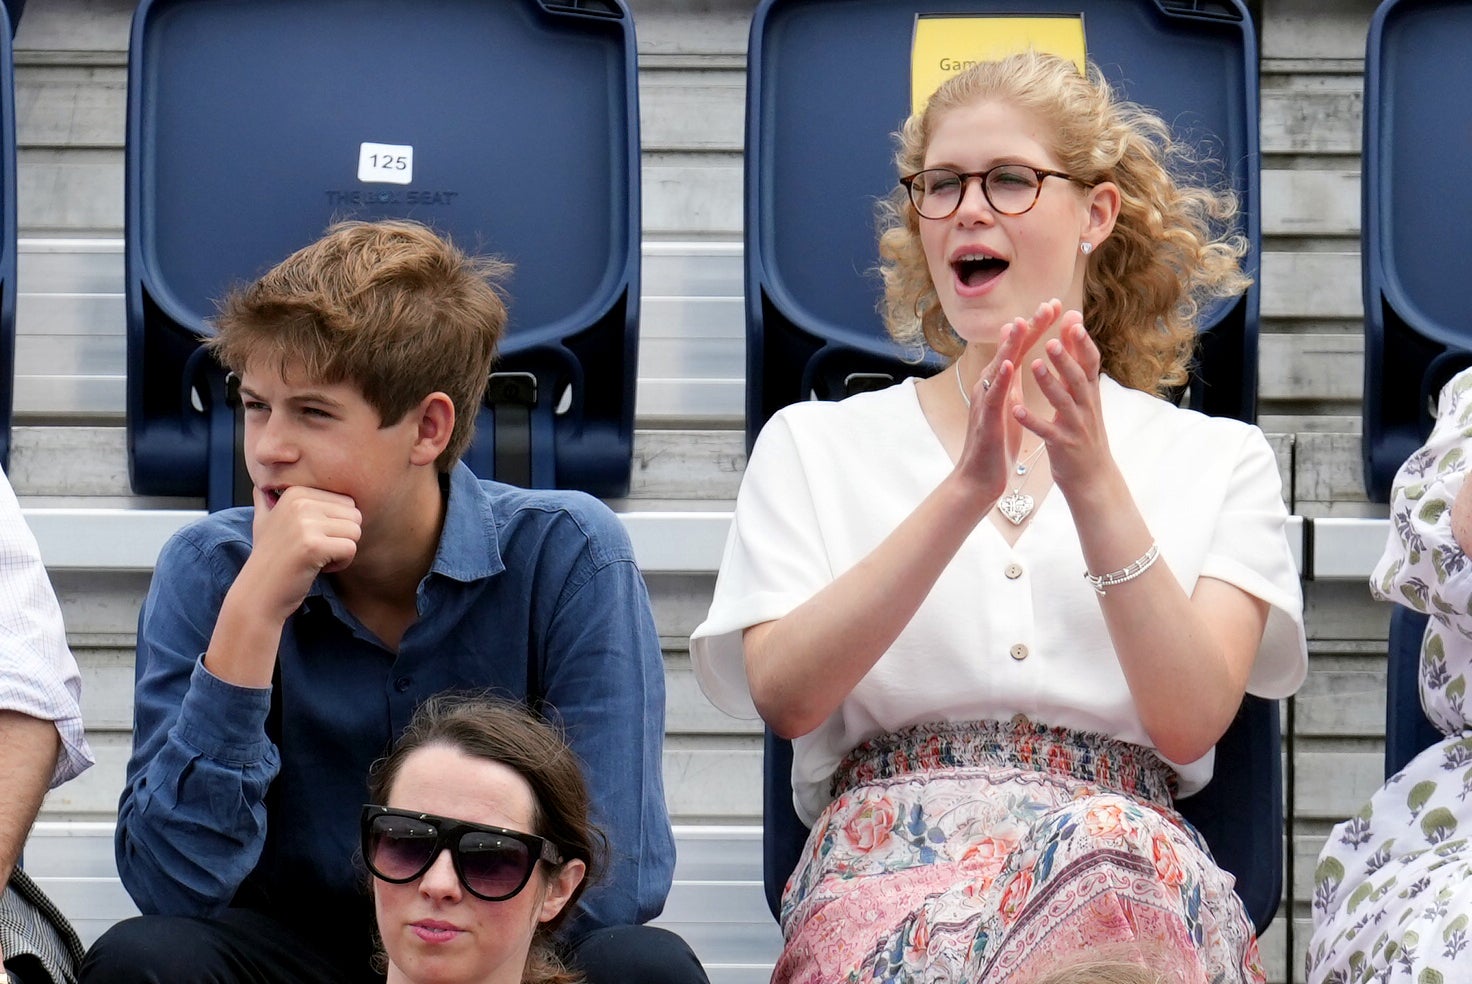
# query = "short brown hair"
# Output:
<box><xmin>368</xmin><ymin>692</ymin><xmax>605</xmax><ymax>984</ymax></box>
<box><xmin>878</xmin><ymin>51</ymin><xmax>1250</xmax><ymax>397</ymax></box>
<box><xmin>209</xmin><ymin>219</ymin><xmax>511</xmax><ymax>469</ymax></box>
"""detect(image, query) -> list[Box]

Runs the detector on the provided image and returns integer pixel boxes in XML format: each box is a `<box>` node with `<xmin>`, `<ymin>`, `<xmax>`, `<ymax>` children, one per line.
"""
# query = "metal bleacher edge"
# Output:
<box><xmin>20</xmin><ymin>488</ymin><xmax>1384</xmax><ymax>580</ymax></box>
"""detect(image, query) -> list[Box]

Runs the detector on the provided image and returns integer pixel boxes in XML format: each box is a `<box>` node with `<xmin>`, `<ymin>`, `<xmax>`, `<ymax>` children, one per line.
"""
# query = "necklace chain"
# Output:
<box><xmin>1013</xmin><ymin>443</ymin><xmax>1046</xmax><ymax>478</ymax></box>
<box><xmin>954</xmin><ymin>360</ymin><xmax>975</xmax><ymax>407</ymax></box>
<box><xmin>955</xmin><ymin>363</ymin><xmax>1047</xmax><ymax>476</ymax></box>
<box><xmin>955</xmin><ymin>363</ymin><xmax>1047</xmax><ymax>525</ymax></box>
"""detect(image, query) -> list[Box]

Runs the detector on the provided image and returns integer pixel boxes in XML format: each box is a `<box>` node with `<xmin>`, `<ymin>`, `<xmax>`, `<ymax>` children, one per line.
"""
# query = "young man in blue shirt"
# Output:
<box><xmin>81</xmin><ymin>220</ymin><xmax>705</xmax><ymax>984</ymax></box>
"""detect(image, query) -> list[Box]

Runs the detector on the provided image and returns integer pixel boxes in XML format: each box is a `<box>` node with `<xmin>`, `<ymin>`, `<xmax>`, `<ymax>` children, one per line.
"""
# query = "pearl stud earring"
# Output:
<box><xmin>1079</xmin><ymin>241</ymin><xmax>1094</xmax><ymax>255</ymax></box>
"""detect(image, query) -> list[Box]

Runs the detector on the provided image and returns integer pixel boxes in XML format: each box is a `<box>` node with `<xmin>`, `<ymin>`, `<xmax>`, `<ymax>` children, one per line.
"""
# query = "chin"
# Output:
<box><xmin>947</xmin><ymin>314</ymin><xmax>1006</xmax><ymax>347</ymax></box>
<box><xmin>388</xmin><ymin>956</ymin><xmax>467</xmax><ymax>984</ymax></box>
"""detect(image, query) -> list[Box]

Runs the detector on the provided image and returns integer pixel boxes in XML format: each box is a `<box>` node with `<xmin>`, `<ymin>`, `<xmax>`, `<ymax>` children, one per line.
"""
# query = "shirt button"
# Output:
<box><xmin>1009</xmin><ymin>644</ymin><xmax>1029</xmax><ymax>661</ymax></box>
<box><xmin>394</xmin><ymin>676</ymin><xmax>412</xmax><ymax>693</ymax></box>
<box><xmin>1004</xmin><ymin>562</ymin><xmax>1024</xmax><ymax>580</ymax></box>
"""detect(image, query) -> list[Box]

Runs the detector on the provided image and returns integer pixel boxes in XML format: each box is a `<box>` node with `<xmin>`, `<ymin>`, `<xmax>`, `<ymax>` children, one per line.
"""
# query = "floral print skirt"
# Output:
<box><xmin>1307</xmin><ymin>734</ymin><xmax>1472</xmax><ymax>984</ymax></box>
<box><xmin>775</xmin><ymin>717</ymin><xmax>1264</xmax><ymax>984</ymax></box>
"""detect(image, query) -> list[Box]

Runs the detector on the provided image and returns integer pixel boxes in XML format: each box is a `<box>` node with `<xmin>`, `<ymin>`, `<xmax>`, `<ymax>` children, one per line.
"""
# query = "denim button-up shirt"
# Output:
<box><xmin>117</xmin><ymin>462</ymin><xmax>673</xmax><ymax>963</ymax></box>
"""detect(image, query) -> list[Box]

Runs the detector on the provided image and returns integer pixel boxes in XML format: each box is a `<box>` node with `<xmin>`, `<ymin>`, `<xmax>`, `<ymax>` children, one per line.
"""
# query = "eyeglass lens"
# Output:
<box><xmin>368</xmin><ymin>814</ymin><xmax>536</xmax><ymax>900</ymax></box>
<box><xmin>910</xmin><ymin>165</ymin><xmax>1042</xmax><ymax>218</ymax></box>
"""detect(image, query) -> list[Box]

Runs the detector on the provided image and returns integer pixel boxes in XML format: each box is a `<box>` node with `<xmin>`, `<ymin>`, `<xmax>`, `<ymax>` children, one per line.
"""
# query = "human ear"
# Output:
<box><xmin>408</xmin><ymin>392</ymin><xmax>455</xmax><ymax>466</ymax></box>
<box><xmin>537</xmin><ymin>859</ymin><xmax>587</xmax><ymax>925</ymax></box>
<box><xmin>1081</xmin><ymin>180</ymin><xmax>1122</xmax><ymax>250</ymax></box>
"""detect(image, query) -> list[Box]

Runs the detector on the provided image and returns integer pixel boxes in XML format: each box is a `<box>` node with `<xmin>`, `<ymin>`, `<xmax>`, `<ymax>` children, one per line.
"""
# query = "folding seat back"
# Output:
<box><xmin>744</xmin><ymin>0</ymin><xmax>1263</xmax><ymax>453</ymax></box>
<box><xmin>126</xmin><ymin>0</ymin><xmax>640</xmax><ymax>510</ymax></box>
<box><xmin>1362</xmin><ymin>0</ymin><xmax>1472</xmax><ymax>501</ymax></box>
<box><xmin>1384</xmin><ymin>607</ymin><xmax>1442</xmax><ymax>779</ymax></box>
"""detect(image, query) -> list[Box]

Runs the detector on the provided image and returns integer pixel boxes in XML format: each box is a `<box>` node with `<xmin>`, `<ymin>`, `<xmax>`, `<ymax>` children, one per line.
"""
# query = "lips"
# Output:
<box><xmin>410</xmin><ymin>919</ymin><xmax>464</xmax><ymax>944</ymax></box>
<box><xmin>261</xmin><ymin>486</ymin><xmax>287</xmax><ymax>508</ymax></box>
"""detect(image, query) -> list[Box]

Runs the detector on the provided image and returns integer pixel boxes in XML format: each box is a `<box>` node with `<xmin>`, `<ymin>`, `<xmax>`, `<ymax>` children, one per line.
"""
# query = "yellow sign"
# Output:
<box><xmin>911</xmin><ymin>14</ymin><xmax>1087</xmax><ymax>115</ymax></box>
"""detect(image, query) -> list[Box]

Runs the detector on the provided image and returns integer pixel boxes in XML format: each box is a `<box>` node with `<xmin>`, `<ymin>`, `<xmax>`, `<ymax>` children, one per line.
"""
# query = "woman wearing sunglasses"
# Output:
<box><xmin>691</xmin><ymin>51</ymin><xmax>1306</xmax><ymax>982</ymax></box>
<box><xmin>362</xmin><ymin>694</ymin><xmax>602</xmax><ymax>984</ymax></box>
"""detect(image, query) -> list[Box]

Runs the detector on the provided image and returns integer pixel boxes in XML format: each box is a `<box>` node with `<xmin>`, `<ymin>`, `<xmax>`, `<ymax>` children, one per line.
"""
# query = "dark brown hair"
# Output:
<box><xmin>368</xmin><ymin>692</ymin><xmax>606</xmax><ymax>984</ymax></box>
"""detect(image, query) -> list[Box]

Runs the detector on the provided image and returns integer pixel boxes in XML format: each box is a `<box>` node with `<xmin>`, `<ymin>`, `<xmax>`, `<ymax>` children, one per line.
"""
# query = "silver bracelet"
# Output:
<box><xmin>1084</xmin><ymin>542</ymin><xmax>1160</xmax><ymax>595</ymax></box>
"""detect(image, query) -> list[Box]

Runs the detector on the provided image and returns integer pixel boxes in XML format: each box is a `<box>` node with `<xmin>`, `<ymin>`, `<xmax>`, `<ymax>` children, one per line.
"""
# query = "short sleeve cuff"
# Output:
<box><xmin>174</xmin><ymin>657</ymin><xmax>275</xmax><ymax>765</ymax></box>
<box><xmin>1199</xmin><ymin>553</ymin><xmax>1308</xmax><ymax>698</ymax></box>
<box><xmin>52</xmin><ymin>718</ymin><xmax>95</xmax><ymax>787</ymax></box>
<box><xmin>690</xmin><ymin>591</ymin><xmax>815</xmax><ymax>720</ymax></box>
<box><xmin>689</xmin><ymin>625</ymin><xmax>759</xmax><ymax>720</ymax></box>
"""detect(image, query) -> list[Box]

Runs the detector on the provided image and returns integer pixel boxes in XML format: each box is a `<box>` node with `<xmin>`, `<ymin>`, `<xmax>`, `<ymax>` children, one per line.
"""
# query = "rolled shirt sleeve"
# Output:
<box><xmin>0</xmin><ymin>470</ymin><xmax>93</xmax><ymax>786</ymax></box>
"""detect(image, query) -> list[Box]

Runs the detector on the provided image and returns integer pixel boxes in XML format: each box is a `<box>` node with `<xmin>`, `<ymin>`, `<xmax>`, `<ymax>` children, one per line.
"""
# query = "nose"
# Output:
<box><xmin>952</xmin><ymin>175</ymin><xmax>995</xmax><ymax>222</ymax></box>
<box><xmin>248</xmin><ymin>411</ymin><xmax>298</xmax><ymax>466</ymax></box>
<box><xmin>417</xmin><ymin>848</ymin><xmax>463</xmax><ymax>901</ymax></box>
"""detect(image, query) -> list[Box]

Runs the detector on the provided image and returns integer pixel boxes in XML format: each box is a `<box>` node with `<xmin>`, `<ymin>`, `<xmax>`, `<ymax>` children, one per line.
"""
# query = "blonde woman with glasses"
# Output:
<box><xmin>692</xmin><ymin>51</ymin><xmax>1306</xmax><ymax>983</ymax></box>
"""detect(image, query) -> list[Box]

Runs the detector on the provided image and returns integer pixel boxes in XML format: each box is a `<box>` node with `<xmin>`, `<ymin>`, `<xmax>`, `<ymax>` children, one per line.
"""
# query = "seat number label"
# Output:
<box><xmin>358</xmin><ymin>142</ymin><xmax>414</xmax><ymax>185</ymax></box>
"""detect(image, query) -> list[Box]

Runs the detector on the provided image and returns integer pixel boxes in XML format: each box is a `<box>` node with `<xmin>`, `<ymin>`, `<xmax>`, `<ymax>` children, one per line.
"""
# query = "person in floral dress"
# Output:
<box><xmin>1307</xmin><ymin>367</ymin><xmax>1472</xmax><ymax>984</ymax></box>
<box><xmin>691</xmin><ymin>52</ymin><xmax>1306</xmax><ymax>983</ymax></box>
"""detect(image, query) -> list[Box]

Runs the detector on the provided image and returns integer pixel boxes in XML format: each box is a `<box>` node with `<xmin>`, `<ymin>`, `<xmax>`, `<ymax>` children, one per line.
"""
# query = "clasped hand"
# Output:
<box><xmin>245</xmin><ymin>485</ymin><xmax>363</xmax><ymax>619</ymax></box>
<box><xmin>955</xmin><ymin>299</ymin><xmax>1113</xmax><ymax>503</ymax></box>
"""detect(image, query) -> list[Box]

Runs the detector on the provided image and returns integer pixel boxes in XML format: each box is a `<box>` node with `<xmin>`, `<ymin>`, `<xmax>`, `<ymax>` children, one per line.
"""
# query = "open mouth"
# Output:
<box><xmin>953</xmin><ymin>253</ymin><xmax>1009</xmax><ymax>289</ymax></box>
<box><xmin>262</xmin><ymin>486</ymin><xmax>287</xmax><ymax>507</ymax></box>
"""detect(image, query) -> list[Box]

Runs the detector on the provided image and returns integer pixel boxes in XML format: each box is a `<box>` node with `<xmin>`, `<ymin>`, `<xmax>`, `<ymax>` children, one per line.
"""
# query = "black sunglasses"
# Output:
<box><xmin>361</xmin><ymin>805</ymin><xmax>564</xmax><ymax>902</ymax></box>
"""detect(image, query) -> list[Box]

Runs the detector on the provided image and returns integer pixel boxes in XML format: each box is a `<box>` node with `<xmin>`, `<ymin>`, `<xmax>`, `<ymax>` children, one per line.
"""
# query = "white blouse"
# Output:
<box><xmin>690</xmin><ymin>376</ymin><xmax>1307</xmax><ymax>824</ymax></box>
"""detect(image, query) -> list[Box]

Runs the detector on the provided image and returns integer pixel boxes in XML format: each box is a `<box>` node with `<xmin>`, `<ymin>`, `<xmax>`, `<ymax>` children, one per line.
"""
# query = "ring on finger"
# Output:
<box><xmin>981</xmin><ymin>377</ymin><xmax>992</xmax><ymax>392</ymax></box>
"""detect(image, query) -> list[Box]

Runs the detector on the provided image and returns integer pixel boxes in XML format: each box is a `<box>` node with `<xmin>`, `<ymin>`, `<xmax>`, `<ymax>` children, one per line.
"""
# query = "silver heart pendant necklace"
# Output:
<box><xmin>996</xmin><ymin>443</ymin><xmax>1046</xmax><ymax>525</ymax></box>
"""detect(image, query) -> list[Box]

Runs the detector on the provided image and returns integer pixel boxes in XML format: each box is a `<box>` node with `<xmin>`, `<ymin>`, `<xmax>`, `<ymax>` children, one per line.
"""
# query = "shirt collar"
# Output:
<box><xmin>427</xmin><ymin>461</ymin><xmax>506</xmax><ymax>582</ymax></box>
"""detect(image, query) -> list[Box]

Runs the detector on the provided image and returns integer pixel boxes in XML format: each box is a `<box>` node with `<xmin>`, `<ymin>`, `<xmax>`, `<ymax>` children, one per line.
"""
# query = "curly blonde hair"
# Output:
<box><xmin>877</xmin><ymin>50</ymin><xmax>1250</xmax><ymax>396</ymax></box>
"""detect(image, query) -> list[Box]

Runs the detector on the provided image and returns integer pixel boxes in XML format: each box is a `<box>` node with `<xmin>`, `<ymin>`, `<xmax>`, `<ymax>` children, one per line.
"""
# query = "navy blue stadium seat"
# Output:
<box><xmin>750</xmin><ymin>0</ymin><xmax>1280</xmax><ymax>937</ymax></box>
<box><xmin>125</xmin><ymin>0</ymin><xmax>640</xmax><ymax>510</ymax></box>
<box><xmin>766</xmin><ymin>698</ymin><xmax>1284</xmax><ymax>937</ymax></box>
<box><xmin>1361</xmin><ymin>0</ymin><xmax>1472</xmax><ymax>502</ymax></box>
<box><xmin>0</xmin><ymin>0</ymin><xmax>15</xmax><ymax>469</ymax></box>
<box><xmin>1362</xmin><ymin>0</ymin><xmax>1471</xmax><ymax>777</ymax></box>
<box><xmin>743</xmin><ymin>0</ymin><xmax>1263</xmax><ymax>453</ymax></box>
<box><xmin>1383</xmin><ymin>606</ymin><xmax>1442</xmax><ymax>779</ymax></box>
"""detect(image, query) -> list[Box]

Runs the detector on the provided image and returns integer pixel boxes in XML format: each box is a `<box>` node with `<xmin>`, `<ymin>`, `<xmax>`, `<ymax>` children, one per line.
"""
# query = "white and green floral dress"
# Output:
<box><xmin>1307</xmin><ymin>368</ymin><xmax>1472</xmax><ymax>984</ymax></box>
